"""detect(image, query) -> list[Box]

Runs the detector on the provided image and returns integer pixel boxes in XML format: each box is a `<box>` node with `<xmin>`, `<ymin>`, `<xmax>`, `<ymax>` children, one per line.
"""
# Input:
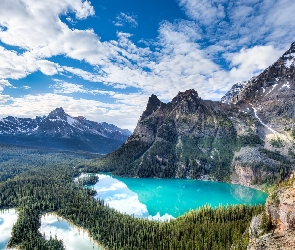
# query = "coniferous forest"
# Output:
<box><xmin>0</xmin><ymin>144</ymin><xmax>264</xmax><ymax>249</ymax></box>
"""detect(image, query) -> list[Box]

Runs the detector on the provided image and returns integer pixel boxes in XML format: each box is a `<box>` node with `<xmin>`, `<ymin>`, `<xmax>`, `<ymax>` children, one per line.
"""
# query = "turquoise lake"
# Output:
<box><xmin>93</xmin><ymin>174</ymin><xmax>267</xmax><ymax>220</ymax></box>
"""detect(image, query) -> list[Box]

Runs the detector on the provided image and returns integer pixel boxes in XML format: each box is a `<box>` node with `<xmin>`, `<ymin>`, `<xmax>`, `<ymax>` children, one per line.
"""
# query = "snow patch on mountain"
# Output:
<box><xmin>221</xmin><ymin>81</ymin><xmax>246</xmax><ymax>104</ymax></box>
<box><xmin>252</xmin><ymin>106</ymin><xmax>277</xmax><ymax>134</ymax></box>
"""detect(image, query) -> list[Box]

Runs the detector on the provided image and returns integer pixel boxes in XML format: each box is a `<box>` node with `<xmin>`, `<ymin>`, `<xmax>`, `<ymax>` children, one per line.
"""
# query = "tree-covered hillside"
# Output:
<box><xmin>0</xmin><ymin>144</ymin><xmax>264</xmax><ymax>250</ymax></box>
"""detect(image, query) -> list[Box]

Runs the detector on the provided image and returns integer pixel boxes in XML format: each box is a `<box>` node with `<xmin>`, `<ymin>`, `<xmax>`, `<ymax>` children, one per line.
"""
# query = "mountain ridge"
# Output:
<box><xmin>0</xmin><ymin>107</ymin><xmax>131</xmax><ymax>154</ymax></box>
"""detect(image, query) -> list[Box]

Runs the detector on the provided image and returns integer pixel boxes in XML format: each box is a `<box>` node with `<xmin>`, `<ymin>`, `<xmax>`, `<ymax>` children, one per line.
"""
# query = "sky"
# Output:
<box><xmin>0</xmin><ymin>0</ymin><xmax>295</xmax><ymax>131</ymax></box>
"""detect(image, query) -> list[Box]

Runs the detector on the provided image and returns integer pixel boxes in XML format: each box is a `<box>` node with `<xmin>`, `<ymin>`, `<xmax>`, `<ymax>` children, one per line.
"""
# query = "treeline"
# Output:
<box><xmin>0</xmin><ymin>144</ymin><xmax>264</xmax><ymax>249</ymax></box>
<box><xmin>8</xmin><ymin>205</ymin><xmax>64</xmax><ymax>250</ymax></box>
<box><xmin>0</xmin><ymin>144</ymin><xmax>95</xmax><ymax>181</ymax></box>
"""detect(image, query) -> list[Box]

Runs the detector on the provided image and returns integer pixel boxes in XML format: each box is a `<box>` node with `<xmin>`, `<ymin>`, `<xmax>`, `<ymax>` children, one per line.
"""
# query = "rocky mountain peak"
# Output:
<box><xmin>76</xmin><ymin>116</ymin><xmax>86</xmax><ymax>121</ymax></box>
<box><xmin>47</xmin><ymin>107</ymin><xmax>67</xmax><ymax>120</ymax></box>
<box><xmin>172</xmin><ymin>89</ymin><xmax>200</xmax><ymax>103</ymax></box>
<box><xmin>140</xmin><ymin>94</ymin><xmax>162</xmax><ymax>121</ymax></box>
<box><xmin>221</xmin><ymin>81</ymin><xmax>246</xmax><ymax>104</ymax></box>
<box><xmin>280</xmin><ymin>42</ymin><xmax>295</xmax><ymax>69</ymax></box>
<box><xmin>230</xmin><ymin>41</ymin><xmax>295</xmax><ymax>112</ymax></box>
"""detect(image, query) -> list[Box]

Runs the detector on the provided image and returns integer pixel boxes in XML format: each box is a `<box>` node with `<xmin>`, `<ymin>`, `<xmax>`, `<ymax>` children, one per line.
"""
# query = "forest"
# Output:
<box><xmin>0</xmin><ymin>144</ymin><xmax>265</xmax><ymax>249</ymax></box>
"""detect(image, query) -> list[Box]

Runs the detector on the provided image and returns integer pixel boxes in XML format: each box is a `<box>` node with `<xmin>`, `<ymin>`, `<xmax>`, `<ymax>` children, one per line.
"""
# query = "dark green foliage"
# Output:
<box><xmin>270</xmin><ymin>137</ymin><xmax>285</xmax><ymax>148</ymax></box>
<box><xmin>291</xmin><ymin>128</ymin><xmax>295</xmax><ymax>139</ymax></box>
<box><xmin>0</xmin><ymin>144</ymin><xmax>264</xmax><ymax>250</ymax></box>
<box><xmin>8</xmin><ymin>206</ymin><xmax>64</xmax><ymax>249</ymax></box>
<box><xmin>258</xmin><ymin>148</ymin><xmax>291</xmax><ymax>164</ymax></box>
<box><xmin>237</xmin><ymin>134</ymin><xmax>264</xmax><ymax>147</ymax></box>
<box><xmin>0</xmin><ymin>144</ymin><xmax>94</xmax><ymax>182</ymax></box>
<box><xmin>92</xmin><ymin>139</ymin><xmax>151</xmax><ymax>176</ymax></box>
<box><xmin>248</xmin><ymin>162</ymin><xmax>291</xmax><ymax>185</ymax></box>
<box><xmin>0</xmin><ymin>132</ymin><xmax>124</xmax><ymax>154</ymax></box>
<box><xmin>288</xmin><ymin>147</ymin><xmax>295</xmax><ymax>159</ymax></box>
<box><xmin>77</xmin><ymin>174</ymin><xmax>98</xmax><ymax>186</ymax></box>
<box><xmin>260</xmin><ymin>212</ymin><xmax>272</xmax><ymax>234</ymax></box>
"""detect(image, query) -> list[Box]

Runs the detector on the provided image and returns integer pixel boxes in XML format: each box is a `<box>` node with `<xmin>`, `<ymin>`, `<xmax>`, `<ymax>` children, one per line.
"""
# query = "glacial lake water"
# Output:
<box><xmin>0</xmin><ymin>209</ymin><xmax>103</xmax><ymax>250</ymax></box>
<box><xmin>40</xmin><ymin>214</ymin><xmax>103</xmax><ymax>250</ymax></box>
<box><xmin>93</xmin><ymin>174</ymin><xmax>267</xmax><ymax>220</ymax></box>
<box><xmin>0</xmin><ymin>209</ymin><xmax>18</xmax><ymax>249</ymax></box>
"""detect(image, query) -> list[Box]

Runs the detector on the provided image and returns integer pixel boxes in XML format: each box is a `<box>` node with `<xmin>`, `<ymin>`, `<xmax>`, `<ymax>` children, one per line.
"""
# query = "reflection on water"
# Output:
<box><xmin>40</xmin><ymin>214</ymin><xmax>103</xmax><ymax>250</ymax></box>
<box><xmin>92</xmin><ymin>174</ymin><xmax>267</xmax><ymax>218</ymax></box>
<box><xmin>230</xmin><ymin>184</ymin><xmax>259</xmax><ymax>203</ymax></box>
<box><xmin>94</xmin><ymin>174</ymin><xmax>149</xmax><ymax>217</ymax></box>
<box><xmin>0</xmin><ymin>209</ymin><xmax>18</xmax><ymax>249</ymax></box>
<box><xmin>93</xmin><ymin>174</ymin><xmax>174</xmax><ymax>221</ymax></box>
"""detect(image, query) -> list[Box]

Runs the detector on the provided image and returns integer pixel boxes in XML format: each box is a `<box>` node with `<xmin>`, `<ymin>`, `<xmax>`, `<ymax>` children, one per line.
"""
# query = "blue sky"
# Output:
<box><xmin>0</xmin><ymin>0</ymin><xmax>295</xmax><ymax>130</ymax></box>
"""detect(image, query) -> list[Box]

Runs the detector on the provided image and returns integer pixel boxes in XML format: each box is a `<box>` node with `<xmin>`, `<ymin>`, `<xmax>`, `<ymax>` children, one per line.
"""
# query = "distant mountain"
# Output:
<box><xmin>0</xmin><ymin>107</ymin><xmax>131</xmax><ymax>154</ymax></box>
<box><xmin>221</xmin><ymin>81</ymin><xmax>246</xmax><ymax>104</ymax></box>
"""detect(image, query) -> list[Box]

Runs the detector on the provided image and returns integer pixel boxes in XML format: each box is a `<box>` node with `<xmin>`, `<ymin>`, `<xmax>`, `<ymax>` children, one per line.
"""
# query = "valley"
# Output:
<box><xmin>0</xmin><ymin>42</ymin><xmax>295</xmax><ymax>249</ymax></box>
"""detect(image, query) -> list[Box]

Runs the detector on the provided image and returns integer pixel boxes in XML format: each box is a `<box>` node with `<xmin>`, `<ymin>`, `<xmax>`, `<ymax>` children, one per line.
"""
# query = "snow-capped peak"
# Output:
<box><xmin>221</xmin><ymin>81</ymin><xmax>247</xmax><ymax>104</ymax></box>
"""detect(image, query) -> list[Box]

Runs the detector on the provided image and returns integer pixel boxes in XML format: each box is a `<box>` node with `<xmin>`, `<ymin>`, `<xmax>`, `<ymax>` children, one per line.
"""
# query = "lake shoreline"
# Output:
<box><xmin>103</xmin><ymin>172</ymin><xmax>268</xmax><ymax>194</ymax></box>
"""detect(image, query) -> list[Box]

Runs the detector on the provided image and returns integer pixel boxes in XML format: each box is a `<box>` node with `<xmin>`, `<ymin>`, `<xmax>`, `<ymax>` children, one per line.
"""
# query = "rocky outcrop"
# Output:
<box><xmin>267</xmin><ymin>185</ymin><xmax>295</xmax><ymax>233</ymax></box>
<box><xmin>230</xmin><ymin>146</ymin><xmax>294</xmax><ymax>187</ymax></box>
<box><xmin>248</xmin><ymin>180</ymin><xmax>295</xmax><ymax>249</ymax></box>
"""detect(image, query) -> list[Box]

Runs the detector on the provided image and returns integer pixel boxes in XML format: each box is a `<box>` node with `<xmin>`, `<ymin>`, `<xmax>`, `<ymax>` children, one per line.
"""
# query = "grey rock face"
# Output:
<box><xmin>230</xmin><ymin>42</ymin><xmax>295</xmax><ymax>131</ymax></box>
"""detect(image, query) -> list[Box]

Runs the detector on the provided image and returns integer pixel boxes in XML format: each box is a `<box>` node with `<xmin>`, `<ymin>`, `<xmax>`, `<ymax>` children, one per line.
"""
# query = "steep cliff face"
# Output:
<box><xmin>248</xmin><ymin>180</ymin><xmax>295</xmax><ymax>249</ymax></box>
<box><xmin>98</xmin><ymin>89</ymin><xmax>259</xmax><ymax>180</ymax></box>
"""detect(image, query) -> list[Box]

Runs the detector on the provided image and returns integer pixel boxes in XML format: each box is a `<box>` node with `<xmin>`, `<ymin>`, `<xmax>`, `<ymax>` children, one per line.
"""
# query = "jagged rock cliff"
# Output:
<box><xmin>98</xmin><ymin>89</ymin><xmax>278</xmax><ymax>181</ymax></box>
<box><xmin>221</xmin><ymin>81</ymin><xmax>246</xmax><ymax>104</ymax></box>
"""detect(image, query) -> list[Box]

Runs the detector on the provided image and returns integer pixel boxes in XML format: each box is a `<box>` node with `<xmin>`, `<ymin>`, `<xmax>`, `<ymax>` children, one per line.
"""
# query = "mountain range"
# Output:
<box><xmin>0</xmin><ymin>107</ymin><xmax>131</xmax><ymax>154</ymax></box>
<box><xmin>96</xmin><ymin>42</ymin><xmax>295</xmax><ymax>185</ymax></box>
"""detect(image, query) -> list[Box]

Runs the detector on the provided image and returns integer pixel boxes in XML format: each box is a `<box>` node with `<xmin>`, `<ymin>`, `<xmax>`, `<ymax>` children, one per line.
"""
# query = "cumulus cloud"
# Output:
<box><xmin>178</xmin><ymin>0</ymin><xmax>295</xmax><ymax>50</ymax></box>
<box><xmin>113</xmin><ymin>12</ymin><xmax>138</xmax><ymax>28</ymax></box>
<box><xmin>0</xmin><ymin>0</ymin><xmax>294</xmax><ymax>130</ymax></box>
<box><xmin>226</xmin><ymin>45</ymin><xmax>284</xmax><ymax>81</ymax></box>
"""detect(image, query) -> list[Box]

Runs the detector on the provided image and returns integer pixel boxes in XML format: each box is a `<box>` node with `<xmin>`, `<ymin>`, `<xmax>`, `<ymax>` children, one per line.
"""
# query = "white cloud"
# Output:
<box><xmin>0</xmin><ymin>0</ymin><xmax>294</xmax><ymax>130</ymax></box>
<box><xmin>226</xmin><ymin>45</ymin><xmax>284</xmax><ymax>81</ymax></box>
<box><xmin>178</xmin><ymin>0</ymin><xmax>225</xmax><ymax>26</ymax></box>
<box><xmin>113</xmin><ymin>12</ymin><xmax>138</xmax><ymax>28</ymax></box>
<box><xmin>0</xmin><ymin>79</ymin><xmax>12</xmax><ymax>91</ymax></box>
<box><xmin>0</xmin><ymin>79</ymin><xmax>13</xmax><ymax>104</ymax></box>
<box><xmin>51</xmin><ymin>80</ymin><xmax>88</xmax><ymax>94</ymax></box>
<box><xmin>178</xmin><ymin>0</ymin><xmax>295</xmax><ymax>50</ymax></box>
